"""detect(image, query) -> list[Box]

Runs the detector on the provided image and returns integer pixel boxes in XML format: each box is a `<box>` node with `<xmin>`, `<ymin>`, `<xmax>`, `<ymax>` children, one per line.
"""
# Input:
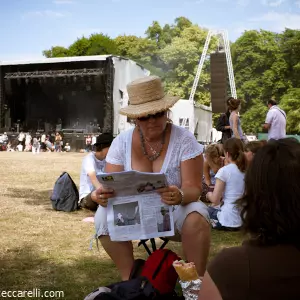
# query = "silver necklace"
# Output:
<box><xmin>139</xmin><ymin>126</ymin><xmax>167</xmax><ymax>161</ymax></box>
<box><xmin>145</xmin><ymin>140</ymin><xmax>161</xmax><ymax>155</ymax></box>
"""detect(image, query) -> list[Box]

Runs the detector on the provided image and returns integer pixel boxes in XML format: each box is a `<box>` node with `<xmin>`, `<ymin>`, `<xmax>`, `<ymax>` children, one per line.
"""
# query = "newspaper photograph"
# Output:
<box><xmin>97</xmin><ymin>171</ymin><xmax>174</xmax><ymax>241</ymax></box>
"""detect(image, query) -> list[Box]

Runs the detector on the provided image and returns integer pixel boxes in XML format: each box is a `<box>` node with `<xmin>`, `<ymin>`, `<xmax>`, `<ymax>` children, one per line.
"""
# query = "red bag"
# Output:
<box><xmin>140</xmin><ymin>249</ymin><xmax>181</xmax><ymax>295</ymax></box>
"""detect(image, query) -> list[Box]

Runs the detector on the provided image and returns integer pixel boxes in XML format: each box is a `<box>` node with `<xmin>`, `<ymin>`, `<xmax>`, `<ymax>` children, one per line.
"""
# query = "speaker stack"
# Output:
<box><xmin>210</xmin><ymin>52</ymin><xmax>228</xmax><ymax>113</ymax></box>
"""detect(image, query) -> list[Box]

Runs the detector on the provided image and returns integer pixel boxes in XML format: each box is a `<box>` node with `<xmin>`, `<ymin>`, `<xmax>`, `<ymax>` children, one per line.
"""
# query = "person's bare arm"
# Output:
<box><xmin>88</xmin><ymin>171</ymin><xmax>102</xmax><ymax>190</ymax></box>
<box><xmin>232</xmin><ymin>114</ymin><xmax>240</xmax><ymax>139</ymax></box>
<box><xmin>158</xmin><ymin>154</ymin><xmax>204</xmax><ymax>206</ymax></box>
<box><xmin>180</xmin><ymin>154</ymin><xmax>204</xmax><ymax>204</ymax></box>
<box><xmin>198</xmin><ymin>271</ymin><xmax>223</xmax><ymax>300</ymax></box>
<box><xmin>105</xmin><ymin>162</ymin><xmax>124</xmax><ymax>173</ymax></box>
<box><xmin>203</xmin><ymin>160</ymin><xmax>211</xmax><ymax>186</ymax></box>
<box><xmin>263</xmin><ymin>123</ymin><xmax>271</xmax><ymax>130</ymax></box>
<box><xmin>206</xmin><ymin>178</ymin><xmax>225</xmax><ymax>205</ymax></box>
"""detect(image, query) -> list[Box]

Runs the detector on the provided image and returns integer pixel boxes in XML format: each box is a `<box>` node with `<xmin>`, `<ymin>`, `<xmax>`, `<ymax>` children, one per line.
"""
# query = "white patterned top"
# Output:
<box><xmin>106</xmin><ymin>124</ymin><xmax>204</xmax><ymax>188</ymax></box>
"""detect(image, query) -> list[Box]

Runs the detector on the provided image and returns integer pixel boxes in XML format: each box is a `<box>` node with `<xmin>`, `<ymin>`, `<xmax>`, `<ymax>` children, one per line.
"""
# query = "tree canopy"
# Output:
<box><xmin>43</xmin><ymin>18</ymin><xmax>300</xmax><ymax>134</ymax></box>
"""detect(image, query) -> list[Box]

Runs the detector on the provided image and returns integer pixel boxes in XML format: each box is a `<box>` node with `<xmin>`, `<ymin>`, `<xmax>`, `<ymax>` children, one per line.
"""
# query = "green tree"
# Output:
<box><xmin>240</xmin><ymin>99</ymin><xmax>268</xmax><ymax>134</ymax></box>
<box><xmin>43</xmin><ymin>34</ymin><xmax>118</xmax><ymax>57</ymax></box>
<box><xmin>159</xmin><ymin>25</ymin><xmax>216</xmax><ymax>105</ymax></box>
<box><xmin>172</xmin><ymin>17</ymin><xmax>193</xmax><ymax>37</ymax></box>
<box><xmin>280</xmin><ymin>88</ymin><xmax>300</xmax><ymax>134</ymax></box>
<box><xmin>280</xmin><ymin>29</ymin><xmax>300</xmax><ymax>87</ymax></box>
<box><xmin>232</xmin><ymin>30</ymin><xmax>288</xmax><ymax>106</ymax></box>
<box><xmin>114</xmin><ymin>35</ymin><xmax>157</xmax><ymax>63</ymax></box>
<box><xmin>43</xmin><ymin>46</ymin><xmax>69</xmax><ymax>58</ymax></box>
<box><xmin>145</xmin><ymin>21</ymin><xmax>164</xmax><ymax>48</ymax></box>
<box><xmin>67</xmin><ymin>36</ymin><xmax>91</xmax><ymax>56</ymax></box>
<box><xmin>86</xmin><ymin>33</ymin><xmax>118</xmax><ymax>55</ymax></box>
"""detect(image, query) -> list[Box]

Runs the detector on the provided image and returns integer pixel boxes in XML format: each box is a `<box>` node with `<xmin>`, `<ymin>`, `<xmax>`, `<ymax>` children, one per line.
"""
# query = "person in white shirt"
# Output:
<box><xmin>79</xmin><ymin>133</ymin><xmax>114</xmax><ymax>211</ymax></box>
<box><xmin>32</xmin><ymin>137</ymin><xmax>40</xmax><ymax>154</ymax></box>
<box><xmin>64</xmin><ymin>143</ymin><xmax>71</xmax><ymax>152</ymax></box>
<box><xmin>90</xmin><ymin>76</ymin><xmax>210</xmax><ymax>280</ymax></box>
<box><xmin>18</xmin><ymin>132</ymin><xmax>25</xmax><ymax>150</ymax></box>
<box><xmin>263</xmin><ymin>99</ymin><xmax>286</xmax><ymax>140</ymax></box>
<box><xmin>206</xmin><ymin>137</ymin><xmax>246</xmax><ymax>230</ymax></box>
<box><xmin>16</xmin><ymin>143</ymin><xmax>23</xmax><ymax>152</ymax></box>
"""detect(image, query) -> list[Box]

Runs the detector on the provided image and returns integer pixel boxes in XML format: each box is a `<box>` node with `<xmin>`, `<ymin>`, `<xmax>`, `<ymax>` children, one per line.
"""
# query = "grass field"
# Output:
<box><xmin>0</xmin><ymin>152</ymin><xmax>242</xmax><ymax>299</ymax></box>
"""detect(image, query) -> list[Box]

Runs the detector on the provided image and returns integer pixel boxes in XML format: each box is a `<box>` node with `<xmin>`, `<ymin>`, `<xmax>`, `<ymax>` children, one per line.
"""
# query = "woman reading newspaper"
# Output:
<box><xmin>90</xmin><ymin>76</ymin><xmax>210</xmax><ymax>281</ymax></box>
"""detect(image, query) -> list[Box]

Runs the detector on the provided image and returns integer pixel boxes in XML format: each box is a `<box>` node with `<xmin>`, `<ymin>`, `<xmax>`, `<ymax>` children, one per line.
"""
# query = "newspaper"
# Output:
<box><xmin>97</xmin><ymin>171</ymin><xmax>175</xmax><ymax>241</ymax></box>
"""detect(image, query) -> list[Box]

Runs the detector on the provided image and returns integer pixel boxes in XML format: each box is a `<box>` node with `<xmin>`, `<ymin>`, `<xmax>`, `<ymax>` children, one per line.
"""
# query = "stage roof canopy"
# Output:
<box><xmin>0</xmin><ymin>55</ymin><xmax>112</xmax><ymax>66</ymax></box>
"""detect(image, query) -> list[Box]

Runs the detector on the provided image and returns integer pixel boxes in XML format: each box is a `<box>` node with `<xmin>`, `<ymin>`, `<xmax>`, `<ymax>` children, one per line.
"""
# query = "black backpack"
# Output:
<box><xmin>84</xmin><ymin>277</ymin><xmax>183</xmax><ymax>300</ymax></box>
<box><xmin>50</xmin><ymin>172</ymin><xmax>79</xmax><ymax>212</ymax></box>
<box><xmin>84</xmin><ymin>252</ymin><xmax>184</xmax><ymax>300</ymax></box>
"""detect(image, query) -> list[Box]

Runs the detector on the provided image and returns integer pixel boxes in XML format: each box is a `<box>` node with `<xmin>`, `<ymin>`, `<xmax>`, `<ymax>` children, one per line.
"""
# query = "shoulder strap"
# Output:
<box><xmin>272</xmin><ymin>106</ymin><xmax>286</xmax><ymax>119</ymax></box>
<box><xmin>152</xmin><ymin>250</ymin><xmax>171</xmax><ymax>280</ymax></box>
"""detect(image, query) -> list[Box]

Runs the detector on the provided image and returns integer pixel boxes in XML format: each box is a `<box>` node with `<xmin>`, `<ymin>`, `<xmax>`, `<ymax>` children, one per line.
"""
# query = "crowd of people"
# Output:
<box><xmin>77</xmin><ymin>75</ymin><xmax>299</xmax><ymax>299</ymax></box>
<box><xmin>1</xmin><ymin>131</ymin><xmax>103</xmax><ymax>154</ymax></box>
<box><xmin>1</xmin><ymin>131</ymin><xmax>72</xmax><ymax>153</ymax></box>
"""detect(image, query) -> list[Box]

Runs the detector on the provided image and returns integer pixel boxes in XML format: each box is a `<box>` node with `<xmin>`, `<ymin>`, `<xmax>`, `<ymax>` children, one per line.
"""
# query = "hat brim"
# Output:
<box><xmin>119</xmin><ymin>94</ymin><xmax>180</xmax><ymax>119</ymax></box>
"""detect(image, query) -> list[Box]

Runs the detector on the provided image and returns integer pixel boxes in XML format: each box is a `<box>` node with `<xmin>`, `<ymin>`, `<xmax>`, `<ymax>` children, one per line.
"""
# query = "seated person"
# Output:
<box><xmin>244</xmin><ymin>140</ymin><xmax>267</xmax><ymax>164</ymax></box>
<box><xmin>45</xmin><ymin>139</ymin><xmax>53</xmax><ymax>152</ymax></box>
<box><xmin>203</xmin><ymin>144</ymin><xmax>225</xmax><ymax>186</ymax></box>
<box><xmin>200</xmin><ymin>144</ymin><xmax>226</xmax><ymax>202</ymax></box>
<box><xmin>206</xmin><ymin>138</ymin><xmax>246</xmax><ymax>230</ymax></box>
<box><xmin>64</xmin><ymin>143</ymin><xmax>71</xmax><ymax>152</ymax></box>
<box><xmin>90</xmin><ymin>76</ymin><xmax>210</xmax><ymax>280</ymax></box>
<box><xmin>16</xmin><ymin>143</ymin><xmax>23</xmax><ymax>152</ymax></box>
<box><xmin>79</xmin><ymin>133</ymin><xmax>114</xmax><ymax>211</ymax></box>
<box><xmin>6</xmin><ymin>142</ymin><xmax>14</xmax><ymax>152</ymax></box>
<box><xmin>199</xmin><ymin>138</ymin><xmax>300</xmax><ymax>300</ymax></box>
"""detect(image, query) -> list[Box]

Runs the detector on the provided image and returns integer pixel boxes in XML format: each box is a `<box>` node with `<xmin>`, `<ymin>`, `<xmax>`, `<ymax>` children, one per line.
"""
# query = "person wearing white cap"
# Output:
<box><xmin>91</xmin><ymin>75</ymin><xmax>210</xmax><ymax>280</ymax></box>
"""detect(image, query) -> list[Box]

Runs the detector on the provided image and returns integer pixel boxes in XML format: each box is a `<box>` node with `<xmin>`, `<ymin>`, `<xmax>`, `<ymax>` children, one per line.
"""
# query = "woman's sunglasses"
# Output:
<box><xmin>137</xmin><ymin>111</ymin><xmax>165</xmax><ymax>121</ymax></box>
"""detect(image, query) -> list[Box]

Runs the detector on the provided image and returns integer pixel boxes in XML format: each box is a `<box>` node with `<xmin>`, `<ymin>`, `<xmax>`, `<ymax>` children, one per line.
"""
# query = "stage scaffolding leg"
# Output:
<box><xmin>0</xmin><ymin>68</ymin><xmax>3</xmax><ymax>129</ymax></box>
<box><xmin>103</xmin><ymin>57</ymin><xmax>114</xmax><ymax>134</ymax></box>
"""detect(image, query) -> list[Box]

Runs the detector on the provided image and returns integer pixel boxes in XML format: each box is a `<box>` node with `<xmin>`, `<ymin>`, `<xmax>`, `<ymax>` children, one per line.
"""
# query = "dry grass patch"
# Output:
<box><xmin>0</xmin><ymin>152</ymin><xmax>242</xmax><ymax>299</ymax></box>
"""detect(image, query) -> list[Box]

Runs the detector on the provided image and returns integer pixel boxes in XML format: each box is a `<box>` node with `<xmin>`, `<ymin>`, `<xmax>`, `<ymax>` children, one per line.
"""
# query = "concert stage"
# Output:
<box><xmin>0</xmin><ymin>55</ymin><xmax>149</xmax><ymax>150</ymax></box>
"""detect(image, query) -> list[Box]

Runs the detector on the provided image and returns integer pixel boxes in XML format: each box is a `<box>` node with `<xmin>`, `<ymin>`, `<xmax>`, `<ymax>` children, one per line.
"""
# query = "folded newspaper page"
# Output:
<box><xmin>97</xmin><ymin>171</ymin><xmax>175</xmax><ymax>241</ymax></box>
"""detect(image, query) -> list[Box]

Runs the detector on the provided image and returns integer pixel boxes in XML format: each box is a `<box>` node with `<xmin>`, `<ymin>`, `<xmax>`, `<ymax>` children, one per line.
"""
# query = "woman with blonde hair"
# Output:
<box><xmin>200</xmin><ymin>144</ymin><xmax>226</xmax><ymax>202</ymax></box>
<box><xmin>203</xmin><ymin>144</ymin><xmax>225</xmax><ymax>186</ymax></box>
<box><xmin>90</xmin><ymin>76</ymin><xmax>210</xmax><ymax>280</ymax></box>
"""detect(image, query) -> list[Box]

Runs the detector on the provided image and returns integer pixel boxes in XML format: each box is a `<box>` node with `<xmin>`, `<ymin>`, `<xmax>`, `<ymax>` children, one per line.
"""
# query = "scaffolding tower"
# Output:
<box><xmin>189</xmin><ymin>29</ymin><xmax>237</xmax><ymax>103</ymax></box>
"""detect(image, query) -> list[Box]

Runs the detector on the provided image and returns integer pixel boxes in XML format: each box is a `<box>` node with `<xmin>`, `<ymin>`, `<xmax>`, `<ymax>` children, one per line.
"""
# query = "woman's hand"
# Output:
<box><xmin>157</xmin><ymin>185</ymin><xmax>182</xmax><ymax>206</ymax></box>
<box><xmin>91</xmin><ymin>187</ymin><xmax>115</xmax><ymax>207</ymax></box>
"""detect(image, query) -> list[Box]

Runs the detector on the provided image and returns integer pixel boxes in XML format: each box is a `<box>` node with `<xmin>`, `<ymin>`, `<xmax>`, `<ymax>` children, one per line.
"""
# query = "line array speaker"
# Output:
<box><xmin>210</xmin><ymin>52</ymin><xmax>228</xmax><ymax>113</ymax></box>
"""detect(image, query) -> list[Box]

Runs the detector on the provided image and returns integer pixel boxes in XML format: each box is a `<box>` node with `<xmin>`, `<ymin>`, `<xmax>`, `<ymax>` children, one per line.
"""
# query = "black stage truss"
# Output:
<box><xmin>4</xmin><ymin>68</ymin><xmax>106</xmax><ymax>79</ymax></box>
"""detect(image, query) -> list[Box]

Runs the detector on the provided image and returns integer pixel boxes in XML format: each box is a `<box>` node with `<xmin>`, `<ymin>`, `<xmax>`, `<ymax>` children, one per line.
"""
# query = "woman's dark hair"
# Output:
<box><xmin>238</xmin><ymin>138</ymin><xmax>300</xmax><ymax>246</ymax></box>
<box><xmin>227</xmin><ymin>98</ymin><xmax>241</xmax><ymax>111</ymax></box>
<box><xmin>244</xmin><ymin>140</ymin><xmax>265</xmax><ymax>154</ymax></box>
<box><xmin>223</xmin><ymin>138</ymin><xmax>246</xmax><ymax>172</ymax></box>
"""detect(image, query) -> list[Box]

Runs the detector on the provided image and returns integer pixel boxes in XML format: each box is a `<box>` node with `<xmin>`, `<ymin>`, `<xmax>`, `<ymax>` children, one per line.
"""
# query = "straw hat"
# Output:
<box><xmin>119</xmin><ymin>76</ymin><xmax>180</xmax><ymax>118</ymax></box>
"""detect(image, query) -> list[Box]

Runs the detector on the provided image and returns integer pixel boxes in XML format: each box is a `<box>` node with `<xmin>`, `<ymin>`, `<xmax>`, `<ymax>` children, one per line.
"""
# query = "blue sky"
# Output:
<box><xmin>0</xmin><ymin>0</ymin><xmax>299</xmax><ymax>61</ymax></box>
